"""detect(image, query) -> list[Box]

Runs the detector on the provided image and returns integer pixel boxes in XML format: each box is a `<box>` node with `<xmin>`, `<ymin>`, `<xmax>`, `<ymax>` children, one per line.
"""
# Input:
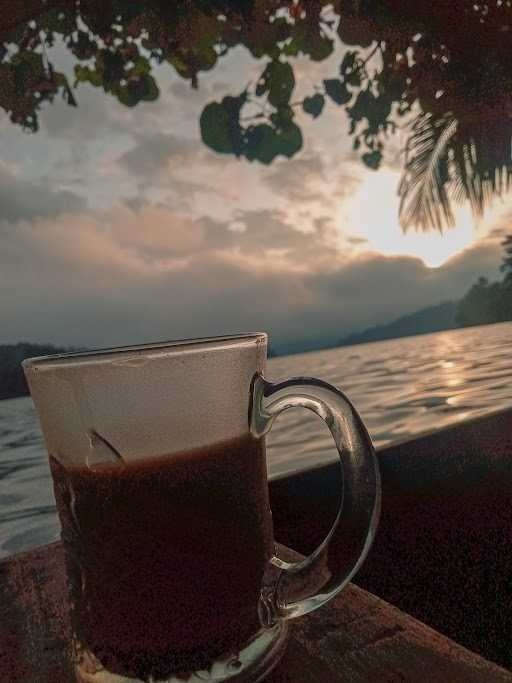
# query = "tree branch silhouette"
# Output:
<box><xmin>2</xmin><ymin>1</ymin><xmax>512</xmax><ymax>231</ymax></box>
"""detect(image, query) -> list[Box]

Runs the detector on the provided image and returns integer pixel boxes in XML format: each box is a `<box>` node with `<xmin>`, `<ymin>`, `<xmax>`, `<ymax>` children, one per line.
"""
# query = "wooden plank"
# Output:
<box><xmin>269</xmin><ymin>406</ymin><xmax>512</xmax><ymax>670</ymax></box>
<box><xmin>0</xmin><ymin>543</ymin><xmax>73</xmax><ymax>682</ymax></box>
<box><xmin>1</xmin><ymin>543</ymin><xmax>511</xmax><ymax>682</ymax></box>
<box><xmin>269</xmin><ymin>584</ymin><xmax>512</xmax><ymax>683</ymax></box>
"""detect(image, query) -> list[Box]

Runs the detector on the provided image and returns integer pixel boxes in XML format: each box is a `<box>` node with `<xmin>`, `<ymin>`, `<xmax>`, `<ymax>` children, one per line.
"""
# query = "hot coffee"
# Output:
<box><xmin>25</xmin><ymin>334</ymin><xmax>379</xmax><ymax>683</ymax></box>
<box><xmin>50</xmin><ymin>433</ymin><xmax>273</xmax><ymax>681</ymax></box>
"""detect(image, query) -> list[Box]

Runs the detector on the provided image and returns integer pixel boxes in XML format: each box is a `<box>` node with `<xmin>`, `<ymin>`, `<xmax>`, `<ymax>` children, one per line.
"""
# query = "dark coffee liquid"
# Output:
<box><xmin>50</xmin><ymin>434</ymin><xmax>273</xmax><ymax>681</ymax></box>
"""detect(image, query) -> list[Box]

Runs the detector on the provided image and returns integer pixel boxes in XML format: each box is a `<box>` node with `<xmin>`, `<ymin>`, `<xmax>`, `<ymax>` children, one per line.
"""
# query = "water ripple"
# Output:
<box><xmin>266</xmin><ymin>321</ymin><xmax>512</xmax><ymax>474</ymax></box>
<box><xmin>1</xmin><ymin>321</ymin><xmax>512</xmax><ymax>558</ymax></box>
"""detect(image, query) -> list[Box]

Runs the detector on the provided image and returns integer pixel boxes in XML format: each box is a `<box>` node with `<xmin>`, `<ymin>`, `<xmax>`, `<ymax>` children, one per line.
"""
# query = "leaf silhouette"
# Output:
<box><xmin>399</xmin><ymin>114</ymin><xmax>457</xmax><ymax>231</ymax></box>
<box><xmin>303</xmin><ymin>93</ymin><xmax>324</xmax><ymax>118</ymax></box>
<box><xmin>323</xmin><ymin>78</ymin><xmax>351</xmax><ymax>105</ymax></box>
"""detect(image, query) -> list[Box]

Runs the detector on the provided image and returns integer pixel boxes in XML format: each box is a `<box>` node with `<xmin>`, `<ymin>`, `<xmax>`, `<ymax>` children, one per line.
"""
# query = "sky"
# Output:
<box><xmin>0</xmin><ymin>36</ymin><xmax>509</xmax><ymax>354</ymax></box>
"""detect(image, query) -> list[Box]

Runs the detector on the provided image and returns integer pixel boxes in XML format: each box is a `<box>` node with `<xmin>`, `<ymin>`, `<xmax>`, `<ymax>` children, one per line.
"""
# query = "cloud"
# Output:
<box><xmin>198</xmin><ymin>208</ymin><xmax>338</xmax><ymax>266</ymax></box>
<box><xmin>40</xmin><ymin>82</ymin><xmax>118</xmax><ymax>140</ymax></box>
<box><xmin>169</xmin><ymin>79</ymin><xmax>211</xmax><ymax>102</ymax></box>
<box><xmin>260</xmin><ymin>150</ymin><xmax>361</xmax><ymax>213</ymax></box>
<box><xmin>261</xmin><ymin>155</ymin><xmax>327</xmax><ymax>202</ymax></box>
<box><xmin>118</xmin><ymin>132</ymin><xmax>196</xmax><ymax>177</ymax></box>
<box><xmin>486</xmin><ymin>224</ymin><xmax>509</xmax><ymax>241</ymax></box>
<box><xmin>0</xmin><ymin>163</ymin><xmax>87</xmax><ymax>223</ymax></box>
<box><xmin>115</xmin><ymin>130</ymin><xmax>222</xmax><ymax>207</ymax></box>
<box><xmin>307</xmin><ymin>244</ymin><xmax>500</xmax><ymax>336</ymax></box>
<box><xmin>78</xmin><ymin>204</ymin><xmax>337</xmax><ymax>270</ymax></box>
<box><xmin>0</xmin><ymin>203</ymin><xmax>503</xmax><ymax>353</ymax></box>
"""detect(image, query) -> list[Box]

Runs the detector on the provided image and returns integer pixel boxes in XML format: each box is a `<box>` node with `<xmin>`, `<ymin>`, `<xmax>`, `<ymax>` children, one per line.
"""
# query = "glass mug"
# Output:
<box><xmin>23</xmin><ymin>333</ymin><xmax>380</xmax><ymax>683</ymax></box>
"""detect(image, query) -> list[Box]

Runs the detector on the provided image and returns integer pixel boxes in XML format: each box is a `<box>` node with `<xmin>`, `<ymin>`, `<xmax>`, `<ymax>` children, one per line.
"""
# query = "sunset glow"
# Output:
<box><xmin>0</xmin><ymin>8</ymin><xmax>508</xmax><ymax>353</ymax></box>
<box><xmin>342</xmin><ymin>170</ymin><xmax>477</xmax><ymax>268</ymax></box>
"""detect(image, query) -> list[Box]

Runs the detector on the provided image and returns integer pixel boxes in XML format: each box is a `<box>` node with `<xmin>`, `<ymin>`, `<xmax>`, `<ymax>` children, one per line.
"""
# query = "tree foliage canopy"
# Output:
<box><xmin>2</xmin><ymin>1</ymin><xmax>512</xmax><ymax>230</ymax></box>
<box><xmin>0</xmin><ymin>343</ymin><xmax>76</xmax><ymax>400</ymax></box>
<box><xmin>456</xmin><ymin>236</ymin><xmax>512</xmax><ymax>327</ymax></box>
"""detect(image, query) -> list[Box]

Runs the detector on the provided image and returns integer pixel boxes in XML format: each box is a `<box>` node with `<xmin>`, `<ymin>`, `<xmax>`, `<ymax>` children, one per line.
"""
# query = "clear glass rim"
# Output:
<box><xmin>22</xmin><ymin>332</ymin><xmax>268</xmax><ymax>369</ymax></box>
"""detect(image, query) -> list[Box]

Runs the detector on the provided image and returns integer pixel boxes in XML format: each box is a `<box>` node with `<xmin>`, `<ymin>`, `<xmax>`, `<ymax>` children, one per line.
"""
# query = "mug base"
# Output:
<box><xmin>75</xmin><ymin>621</ymin><xmax>289</xmax><ymax>683</ymax></box>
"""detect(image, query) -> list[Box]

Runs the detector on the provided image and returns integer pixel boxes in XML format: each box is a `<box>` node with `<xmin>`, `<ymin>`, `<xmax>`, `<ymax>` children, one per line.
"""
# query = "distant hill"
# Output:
<box><xmin>0</xmin><ymin>343</ymin><xmax>76</xmax><ymax>400</ymax></box>
<box><xmin>338</xmin><ymin>301</ymin><xmax>458</xmax><ymax>347</ymax></box>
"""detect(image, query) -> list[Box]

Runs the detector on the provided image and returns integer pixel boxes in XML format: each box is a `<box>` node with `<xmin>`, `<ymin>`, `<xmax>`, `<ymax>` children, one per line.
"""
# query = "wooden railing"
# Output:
<box><xmin>1</xmin><ymin>408</ymin><xmax>511</xmax><ymax>680</ymax></box>
<box><xmin>1</xmin><ymin>541</ymin><xmax>511</xmax><ymax>682</ymax></box>
<box><xmin>269</xmin><ymin>407</ymin><xmax>512</xmax><ymax>671</ymax></box>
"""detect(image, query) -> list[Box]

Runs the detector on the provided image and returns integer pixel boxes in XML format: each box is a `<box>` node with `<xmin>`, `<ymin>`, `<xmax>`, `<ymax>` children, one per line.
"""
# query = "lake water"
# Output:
<box><xmin>1</xmin><ymin>321</ymin><xmax>512</xmax><ymax>559</ymax></box>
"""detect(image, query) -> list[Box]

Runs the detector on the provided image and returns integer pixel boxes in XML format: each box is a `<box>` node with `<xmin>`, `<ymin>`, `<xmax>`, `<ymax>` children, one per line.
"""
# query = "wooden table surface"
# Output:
<box><xmin>1</xmin><ymin>542</ymin><xmax>511</xmax><ymax>683</ymax></box>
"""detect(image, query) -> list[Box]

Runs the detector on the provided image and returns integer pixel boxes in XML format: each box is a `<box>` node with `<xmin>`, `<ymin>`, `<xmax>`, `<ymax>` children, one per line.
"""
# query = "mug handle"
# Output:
<box><xmin>250</xmin><ymin>374</ymin><xmax>381</xmax><ymax>625</ymax></box>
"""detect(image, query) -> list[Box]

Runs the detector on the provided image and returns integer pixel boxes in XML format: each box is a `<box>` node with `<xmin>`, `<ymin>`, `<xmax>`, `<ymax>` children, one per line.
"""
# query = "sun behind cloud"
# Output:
<box><xmin>341</xmin><ymin>169</ymin><xmax>476</xmax><ymax>268</ymax></box>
